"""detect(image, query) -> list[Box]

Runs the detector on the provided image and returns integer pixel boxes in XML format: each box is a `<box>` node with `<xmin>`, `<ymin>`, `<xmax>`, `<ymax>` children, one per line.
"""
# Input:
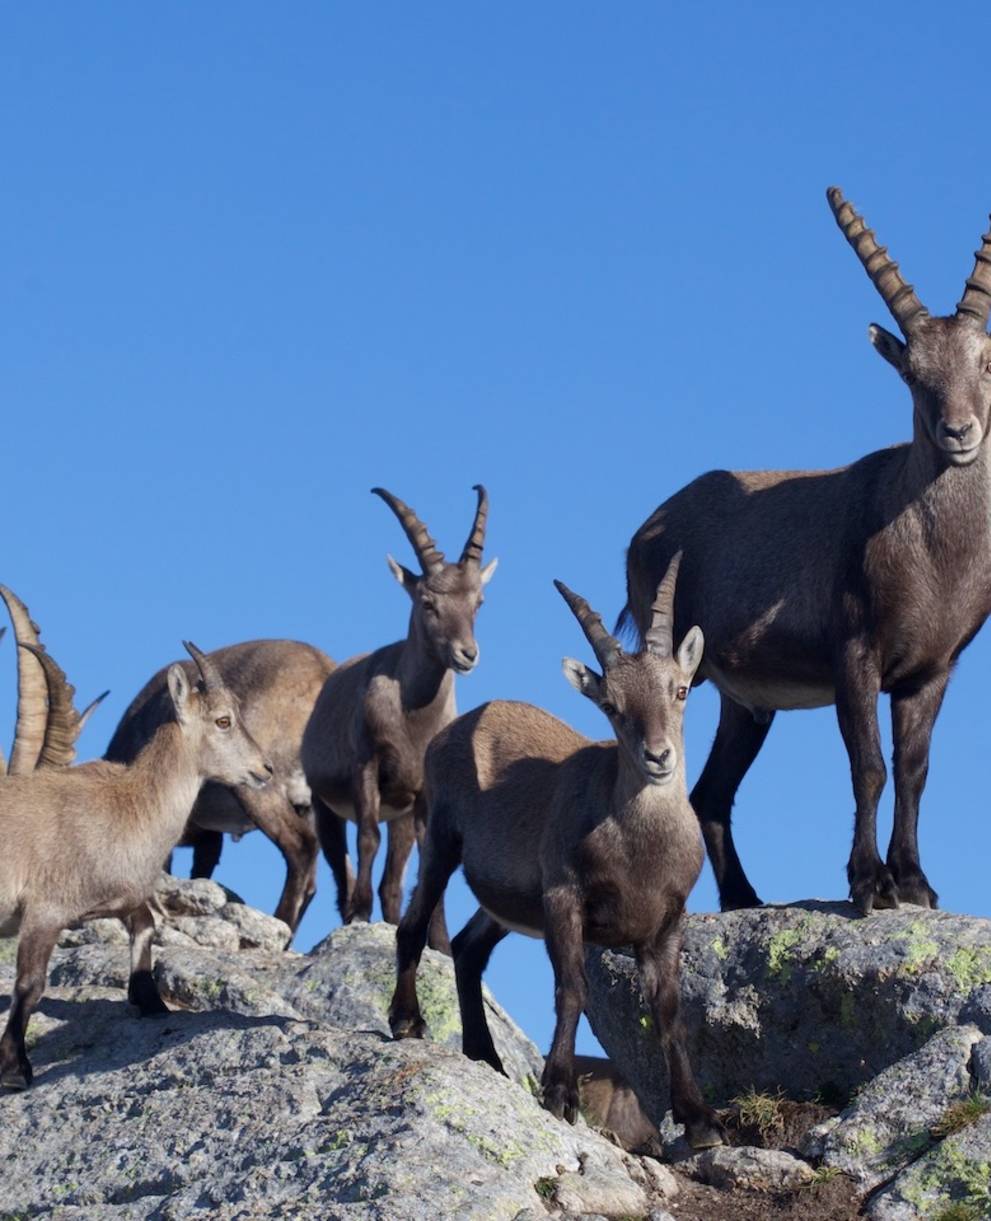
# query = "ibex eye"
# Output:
<box><xmin>985</xmin><ymin>361</ymin><xmax>991</xmax><ymax>374</ymax></box>
<box><xmin>600</xmin><ymin>701</ymin><xmax>617</xmax><ymax>716</ymax></box>
<box><xmin>215</xmin><ymin>716</ymin><xmax>232</xmax><ymax>730</ymax></box>
<box><xmin>676</xmin><ymin>686</ymin><xmax>688</xmax><ymax>701</ymax></box>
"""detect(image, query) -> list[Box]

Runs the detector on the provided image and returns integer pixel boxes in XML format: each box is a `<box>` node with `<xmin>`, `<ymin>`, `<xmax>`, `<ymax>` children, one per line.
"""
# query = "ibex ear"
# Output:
<box><xmin>868</xmin><ymin>323</ymin><xmax>906</xmax><ymax>370</ymax></box>
<box><xmin>562</xmin><ymin>658</ymin><xmax>602</xmax><ymax>701</ymax></box>
<box><xmin>676</xmin><ymin>626</ymin><xmax>704</xmax><ymax>683</ymax></box>
<box><xmin>167</xmin><ymin>663</ymin><xmax>192</xmax><ymax>725</ymax></box>
<box><xmin>480</xmin><ymin>557</ymin><xmax>499</xmax><ymax>586</ymax></box>
<box><xmin>386</xmin><ymin>555</ymin><xmax>419</xmax><ymax>597</ymax></box>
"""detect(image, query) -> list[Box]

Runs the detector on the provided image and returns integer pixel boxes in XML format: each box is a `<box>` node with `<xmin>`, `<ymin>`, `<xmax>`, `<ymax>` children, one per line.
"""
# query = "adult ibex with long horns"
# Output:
<box><xmin>621</xmin><ymin>188</ymin><xmax>991</xmax><ymax>915</ymax></box>
<box><xmin>303</xmin><ymin>486</ymin><xmax>497</xmax><ymax>949</ymax></box>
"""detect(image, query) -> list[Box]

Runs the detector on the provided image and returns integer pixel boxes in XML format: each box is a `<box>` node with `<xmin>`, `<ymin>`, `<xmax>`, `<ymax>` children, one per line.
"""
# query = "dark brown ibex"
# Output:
<box><xmin>0</xmin><ymin>642</ymin><xmax>272</xmax><ymax>1089</ymax></box>
<box><xmin>302</xmin><ymin>486</ymin><xmax>496</xmax><ymax>950</ymax></box>
<box><xmin>105</xmin><ymin>639</ymin><xmax>335</xmax><ymax>937</ymax></box>
<box><xmin>390</xmin><ymin>557</ymin><xmax>724</xmax><ymax>1149</ymax></box>
<box><xmin>621</xmin><ymin>188</ymin><xmax>991</xmax><ymax>915</ymax></box>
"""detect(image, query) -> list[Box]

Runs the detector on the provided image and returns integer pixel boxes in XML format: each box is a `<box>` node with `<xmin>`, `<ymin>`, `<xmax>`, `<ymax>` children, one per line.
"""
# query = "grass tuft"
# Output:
<box><xmin>930</xmin><ymin>1094</ymin><xmax>991</xmax><ymax>1141</ymax></box>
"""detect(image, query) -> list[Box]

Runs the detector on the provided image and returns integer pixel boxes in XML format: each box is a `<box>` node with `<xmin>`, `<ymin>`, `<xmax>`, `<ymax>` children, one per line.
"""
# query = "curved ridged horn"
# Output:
<box><xmin>0</xmin><ymin>586</ymin><xmax>49</xmax><ymax>776</ymax></box>
<box><xmin>460</xmin><ymin>484</ymin><xmax>489</xmax><ymax>566</ymax></box>
<box><xmin>19</xmin><ymin>643</ymin><xmax>86</xmax><ymax>769</ymax></box>
<box><xmin>182</xmin><ymin>641</ymin><xmax>223</xmax><ymax>692</ymax></box>
<box><xmin>956</xmin><ymin>216</ymin><xmax>991</xmax><ymax>329</ymax></box>
<box><xmin>827</xmin><ymin>187</ymin><xmax>928</xmax><ymax>335</ymax></box>
<box><xmin>644</xmin><ymin>551</ymin><xmax>682</xmax><ymax>658</ymax></box>
<box><xmin>371</xmin><ymin>487</ymin><xmax>445</xmax><ymax>574</ymax></box>
<box><xmin>553</xmin><ymin>579</ymin><xmax>621</xmax><ymax>670</ymax></box>
<box><xmin>78</xmin><ymin>690</ymin><xmax>110</xmax><ymax>735</ymax></box>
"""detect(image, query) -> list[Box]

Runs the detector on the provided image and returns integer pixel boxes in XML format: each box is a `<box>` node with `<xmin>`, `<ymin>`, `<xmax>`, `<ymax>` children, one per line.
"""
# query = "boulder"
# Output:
<box><xmin>802</xmin><ymin>1024</ymin><xmax>983</xmax><ymax>1189</ymax></box>
<box><xmin>585</xmin><ymin>901</ymin><xmax>991</xmax><ymax>1122</ymax></box>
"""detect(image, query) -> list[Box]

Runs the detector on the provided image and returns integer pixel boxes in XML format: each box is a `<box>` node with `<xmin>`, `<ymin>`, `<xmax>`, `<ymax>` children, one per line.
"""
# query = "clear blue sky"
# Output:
<box><xmin>3</xmin><ymin>3</ymin><xmax>990</xmax><ymax>1057</ymax></box>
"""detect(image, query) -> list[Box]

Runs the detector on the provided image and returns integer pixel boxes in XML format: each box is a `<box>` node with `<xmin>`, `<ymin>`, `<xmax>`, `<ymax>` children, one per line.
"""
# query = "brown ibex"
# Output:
<box><xmin>303</xmin><ymin>486</ymin><xmax>496</xmax><ymax>951</ymax></box>
<box><xmin>0</xmin><ymin>642</ymin><xmax>271</xmax><ymax>1089</ymax></box>
<box><xmin>390</xmin><ymin>557</ymin><xmax>724</xmax><ymax>1149</ymax></box>
<box><xmin>105</xmin><ymin>639</ymin><xmax>335</xmax><ymax>937</ymax></box>
<box><xmin>620</xmin><ymin>188</ymin><xmax>991</xmax><ymax>915</ymax></box>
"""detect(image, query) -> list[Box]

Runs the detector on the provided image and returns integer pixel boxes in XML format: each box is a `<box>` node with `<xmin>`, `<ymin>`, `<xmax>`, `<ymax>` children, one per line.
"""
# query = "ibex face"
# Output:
<box><xmin>870</xmin><ymin>318</ymin><xmax>991</xmax><ymax>466</ymax></box>
<box><xmin>373</xmin><ymin>484</ymin><xmax>497</xmax><ymax>675</ymax></box>
<box><xmin>169</xmin><ymin>642</ymin><xmax>273</xmax><ymax>789</ymax></box>
<box><xmin>557</xmin><ymin>553</ymin><xmax>703</xmax><ymax>787</ymax></box>
<box><xmin>829</xmin><ymin>188</ymin><xmax>991</xmax><ymax>469</ymax></box>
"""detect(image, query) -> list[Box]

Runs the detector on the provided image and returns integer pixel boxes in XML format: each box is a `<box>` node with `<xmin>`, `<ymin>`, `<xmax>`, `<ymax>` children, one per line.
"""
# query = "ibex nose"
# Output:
<box><xmin>452</xmin><ymin>643</ymin><xmax>479</xmax><ymax>673</ymax></box>
<box><xmin>644</xmin><ymin>746</ymin><xmax>673</xmax><ymax>769</ymax></box>
<box><xmin>263</xmin><ymin>759</ymin><xmax>275</xmax><ymax>777</ymax></box>
<box><xmin>941</xmin><ymin>419</ymin><xmax>974</xmax><ymax>442</ymax></box>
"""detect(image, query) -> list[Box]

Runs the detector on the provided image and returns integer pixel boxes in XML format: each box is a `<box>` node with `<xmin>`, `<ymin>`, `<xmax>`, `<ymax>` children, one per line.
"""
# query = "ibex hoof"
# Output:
<box><xmin>686</xmin><ymin>1114</ymin><xmax>727</xmax><ymax>1149</ymax></box>
<box><xmin>1</xmin><ymin>1063</ymin><xmax>32</xmax><ymax>1091</ymax></box>
<box><xmin>850</xmin><ymin>862</ymin><xmax>899</xmax><ymax>915</ymax></box>
<box><xmin>542</xmin><ymin>1080</ymin><xmax>580</xmax><ymax>1125</ymax></box>
<box><xmin>389</xmin><ymin>1012</ymin><xmax>426</xmax><ymax>1041</ymax></box>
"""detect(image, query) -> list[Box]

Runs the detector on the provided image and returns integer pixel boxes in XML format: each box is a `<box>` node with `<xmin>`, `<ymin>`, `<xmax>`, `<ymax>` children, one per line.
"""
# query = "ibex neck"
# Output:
<box><xmin>611</xmin><ymin>751</ymin><xmax>688</xmax><ymax>818</ymax></box>
<box><xmin>130</xmin><ymin>721</ymin><xmax>203</xmax><ymax>843</ymax></box>
<box><xmin>398</xmin><ymin>617</ymin><xmax>453</xmax><ymax>710</ymax></box>
<box><xmin>902</xmin><ymin>426</ymin><xmax>991</xmax><ymax>544</ymax></box>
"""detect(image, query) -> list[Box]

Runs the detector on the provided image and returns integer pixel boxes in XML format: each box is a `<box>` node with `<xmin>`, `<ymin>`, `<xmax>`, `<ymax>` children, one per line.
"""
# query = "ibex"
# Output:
<box><xmin>573</xmin><ymin>1055</ymin><xmax>662</xmax><ymax>1155</ymax></box>
<box><xmin>0</xmin><ymin>642</ymin><xmax>271</xmax><ymax>1089</ymax></box>
<box><xmin>389</xmin><ymin>557</ymin><xmax>724</xmax><ymax>1149</ymax></box>
<box><xmin>105</xmin><ymin>639</ymin><xmax>335</xmax><ymax>937</ymax></box>
<box><xmin>621</xmin><ymin>189</ymin><xmax>991</xmax><ymax>916</ymax></box>
<box><xmin>302</xmin><ymin>486</ymin><xmax>496</xmax><ymax>951</ymax></box>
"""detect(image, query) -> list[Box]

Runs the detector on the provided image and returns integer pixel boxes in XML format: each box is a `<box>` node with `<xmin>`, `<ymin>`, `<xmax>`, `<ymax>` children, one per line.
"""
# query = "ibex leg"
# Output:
<box><xmin>636</xmin><ymin>918</ymin><xmax>724</xmax><ymax>1149</ymax></box>
<box><xmin>452</xmin><ymin>908</ymin><xmax>507</xmax><ymax>1071</ymax></box>
<box><xmin>0</xmin><ymin>918</ymin><xmax>60</xmax><ymax>1089</ymax></box>
<box><xmin>690</xmin><ymin>693</ymin><xmax>771</xmax><ymax>910</ymax></box>
<box><xmin>887</xmin><ymin>672</ymin><xmax>948</xmax><ymax>909</ymax></box>
<box><xmin>389</xmin><ymin>806</ymin><xmax>461</xmax><ymax>1040</ymax></box>
<box><xmin>313</xmin><ymin>794</ymin><xmax>353</xmax><ymax>921</ymax></box>
<box><xmin>835</xmin><ymin>643</ymin><xmax>893</xmax><ymax>914</ymax></box>
<box><xmin>541</xmin><ymin>885</ymin><xmax>585</xmax><ymax>1124</ymax></box>
<box><xmin>125</xmin><ymin>901</ymin><xmax>168</xmax><ymax>1016</ymax></box>
<box><xmin>237</xmin><ymin>788</ymin><xmax>319</xmax><ymax>937</ymax></box>
<box><xmin>379</xmin><ymin>814</ymin><xmax>415</xmax><ymax>925</ymax></box>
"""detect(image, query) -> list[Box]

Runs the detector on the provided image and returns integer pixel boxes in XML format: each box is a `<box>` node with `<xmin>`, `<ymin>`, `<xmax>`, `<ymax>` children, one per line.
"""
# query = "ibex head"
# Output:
<box><xmin>168</xmin><ymin>642</ymin><xmax>273</xmax><ymax>788</ymax></box>
<box><xmin>556</xmin><ymin>552</ymin><xmax>703</xmax><ymax>786</ymax></box>
<box><xmin>829</xmin><ymin>187</ymin><xmax>991</xmax><ymax>468</ymax></box>
<box><xmin>372</xmin><ymin>485</ymin><xmax>498</xmax><ymax>674</ymax></box>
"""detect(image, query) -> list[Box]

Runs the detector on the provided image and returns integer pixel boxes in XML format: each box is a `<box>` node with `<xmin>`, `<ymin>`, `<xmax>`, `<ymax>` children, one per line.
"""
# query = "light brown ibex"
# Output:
<box><xmin>621</xmin><ymin>188</ymin><xmax>991</xmax><ymax>915</ymax></box>
<box><xmin>390</xmin><ymin>557</ymin><xmax>724</xmax><ymax>1149</ymax></box>
<box><xmin>104</xmin><ymin>639</ymin><xmax>335</xmax><ymax>937</ymax></box>
<box><xmin>0</xmin><ymin>641</ymin><xmax>271</xmax><ymax>1089</ymax></box>
<box><xmin>303</xmin><ymin>486</ymin><xmax>496</xmax><ymax>951</ymax></box>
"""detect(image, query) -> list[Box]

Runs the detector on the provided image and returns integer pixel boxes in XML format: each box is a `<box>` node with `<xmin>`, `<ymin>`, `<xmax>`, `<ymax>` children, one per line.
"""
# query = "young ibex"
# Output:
<box><xmin>105</xmin><ymin>639</ymin><xmax>335</xmax><ymax>937</ymax></box>
<box><xmin>0</xmin><ymin>642</ymin><xmax>271</xmax><ymax>1089</ymax></box>
<box><xmin>390</xmin><ymin>557</ymin><xmax>724</xmax><ymax>1149</ymax></box>
<box><xmin>621</xmin><ymin>188</ymin><xmax>991</xmax><ymax>915</ymax></box>
<box><xmin>302</xmin><ymin>486</ymin><xmax>497</xmax><ymax>950</ymax></box>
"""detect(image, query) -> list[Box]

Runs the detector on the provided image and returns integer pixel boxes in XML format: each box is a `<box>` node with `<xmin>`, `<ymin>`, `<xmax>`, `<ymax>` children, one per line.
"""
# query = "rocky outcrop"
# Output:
<box><xmin>5</xmin><ymin>887</ymin><xmax>991</xmax><ymax>1219</ymax></box>
<box><xmin>586</xmin><ymin>901</ymin><xmax>991</xmax><ymax>1116</ymax></box>
<box><xmin>0</xmin><ymin>878</ymin><xmax>673</xmax><ymax>1220</ymax></box>
<box><xmin>586</xmin><ymin>901</ymin><xmax>991</xmax><ymax>1218</ymax></box>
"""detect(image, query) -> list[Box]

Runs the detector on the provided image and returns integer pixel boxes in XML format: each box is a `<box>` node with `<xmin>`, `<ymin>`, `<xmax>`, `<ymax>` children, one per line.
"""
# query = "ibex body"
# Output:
<box><xmin>622</xmin><ymin>189</ymin><xmax>991</xmax><ymax>915</ymax></box>
<box><xmin>390</xmin><ymin>558</ymin><xmax>723</xmax><ymax>1149</ymax></box>
<box><xmin>302</xmin><ymin>486</ymin><xmax>496</xmax><ymax>948</ymax></box>
<box><xmin>0</xmin><ymin>643</ymin><xmax>271</xmax><ymax>1089</ymax></box>
<box><xmin>105</xmin><ymin>639</ymin><xmax>334</xmax><ymax>936</ymax></box>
